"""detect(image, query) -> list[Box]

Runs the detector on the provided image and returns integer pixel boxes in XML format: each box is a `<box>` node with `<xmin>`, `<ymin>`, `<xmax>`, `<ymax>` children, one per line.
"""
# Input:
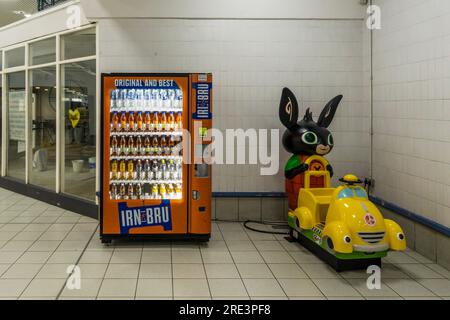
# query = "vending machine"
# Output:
<box><xmin>100</xmin><ymin>73</ymin><xmax>212</xmax><ymax>243</ymax></box>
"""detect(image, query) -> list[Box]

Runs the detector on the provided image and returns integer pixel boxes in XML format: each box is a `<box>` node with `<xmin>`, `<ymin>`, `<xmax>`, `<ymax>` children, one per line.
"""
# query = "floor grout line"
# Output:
<box><xmin>54</xmin><ymin>224</ymin><xmax>99</xmax><ymax>300</ymax></box>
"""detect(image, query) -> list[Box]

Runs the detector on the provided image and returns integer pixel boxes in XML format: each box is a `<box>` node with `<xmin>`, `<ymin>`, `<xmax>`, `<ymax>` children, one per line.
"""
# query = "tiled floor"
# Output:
<box><xmin>1</xmin><ymin>188</ymin><xmax>450</xmax><ymax>300</ymax></box>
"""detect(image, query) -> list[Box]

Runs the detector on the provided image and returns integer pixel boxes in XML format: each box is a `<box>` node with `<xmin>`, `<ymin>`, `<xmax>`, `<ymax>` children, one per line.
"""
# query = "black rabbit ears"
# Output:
<box><xmin>279</xmin><ymin>87</ymin><xmax>343</xmax><ymax>129</ymax></box>
<box><xmin>279</xmin><ymin>88</ymin><xmax>299</xmax><ymax>130</ymax></box>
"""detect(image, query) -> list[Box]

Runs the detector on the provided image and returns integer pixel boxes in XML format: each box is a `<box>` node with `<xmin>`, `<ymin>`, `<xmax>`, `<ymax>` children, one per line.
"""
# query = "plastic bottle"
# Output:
<box><xmin>176</xmin><ymin>112</ymin><xmax>182</xmax><ymax>130</ymax></box>
<box><xmin>120</xmin><ymin>112</ymin><xmax>127</xmax><ymax>132</ymax></box>
<box><xmin>160</xmin><ymin>112</ymin><xmax>167</xmax><ymax>131</ymax></box>
<box><xmin>112</xmin><ymin>112</ymin><xmax>119</xmax><ymax>132</ymax></box>
<box><xmin>136</xmin><ymin>183</ymin><xmax>143</xmax><ymax>199</ymax></box>
<box><xmin>151</xmin><ymin>184</ymin><xmax>159</xmax><ymax>199</ymax></box>
<box><xmin>152</xmin><ymin>135</ymin><xmax>160</xmax><ymax>155</ymax></box>
<box><xmin>127</xmin><ymin>183</ymin><xmax>134</xmax><ymax>200</ymax></box>
<box><xmin>120</xmin><ymin>136</ymin><xmax>127</xmax><ymax>156</ymax></box>
<box><xmin>168</xmin><ymin>112</ymin><xmax>175</xmax><ymax>131</ymax></box>
<box><xmin>128</xmin><ymin>111</ymin><xmax>135</xmax><ymax>132</ymax></box>
<box><xmin>119</xmin><ymin>183</ymin><xmax>126</xmax><ymax>199</ymax></box>
<box><xmin>136</xmin><ymin>111</ymin><xmax>143</xmax><ymax>131</ymax></box>
<box><xmin>136</xmin><ymin>159</ymin><xmax>143</xmax><ymax>181</ymax></box>
<box><xmin>119</xmin><ymin>160</ymin><xmax>126</xmax><ymax>180</ymax></box>
<box><xmin>144</xmin><ymin>159</ymin><xmax>151</xmax><ymax>181</ymax></box>
<box><xmin>129</xmin><ymin>136</ymin><xmax>136</xmax><ymax>155</ymax></box>
<box><xmin>127</xmin><ymin>160</ymin><xmax>134</xmax><ymax>180</ymax></box>
<box><xmin>160</xmin><ymin>135</ymin><xmax>168</xmax><ymax>155</ymax></box>
<box><xmin>159</xmin><ymin>184</ymin><xmax>167</xmax><ymax>199</ymax></box>
<box><xmin>110</xmin><ymin>183</ymin><xmax>118</xmax><ymax>200</ymax></box>
<box><xmin>145</xmin><ymin>111</ymin><xmax>151</xmax><ymax>131</ymax></box>
<box><xmin>144</xmin><ymin>136</ymin><xmax>151</xmax><ymax>155</ymax></box>
<box><xmin>111</xmin><ymin>160</ymin><xmax>118</xmax><ymax>180</ymax></box>
<box><xmin>136</xmin><ymin>135</ymin><xmax>143</xmax><ymax>155</ymax></box>
<box><xmin>152</xmin><ymin>112</ymin><xmax>159</xmax><ymax>131</ymax></box>
<box><xmin>111</xmin><ymin>136</ymin><xmax>118</xmax><ymax>156</ymax></box>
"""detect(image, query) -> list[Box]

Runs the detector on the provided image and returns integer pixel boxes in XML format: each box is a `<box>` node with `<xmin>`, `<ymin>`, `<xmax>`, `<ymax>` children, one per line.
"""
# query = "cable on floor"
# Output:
<box><xmin>243</xmin><ymin>220</ymin><xmax>289</xmax><ymax>235</ymax></box>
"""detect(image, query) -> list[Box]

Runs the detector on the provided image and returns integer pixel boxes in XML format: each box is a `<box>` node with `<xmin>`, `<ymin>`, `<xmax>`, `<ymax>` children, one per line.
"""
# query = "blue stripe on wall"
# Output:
<box><xmin>212</xmin><ymin>192</ymin><xmax>450</xmax><ymax>237</ymax></box>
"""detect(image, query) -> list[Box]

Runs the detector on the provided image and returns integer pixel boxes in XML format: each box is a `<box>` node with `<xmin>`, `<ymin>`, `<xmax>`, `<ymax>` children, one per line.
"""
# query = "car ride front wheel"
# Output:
<box><xmin>323</xmin><ymin>236</ymin><xmax>335</xmax><ymax>254</ymax></box>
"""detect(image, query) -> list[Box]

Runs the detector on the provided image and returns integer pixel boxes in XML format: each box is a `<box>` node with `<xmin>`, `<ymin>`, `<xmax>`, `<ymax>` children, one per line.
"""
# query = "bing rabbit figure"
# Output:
<box><xmin>279</xmin><ymin>88</ymin><xmax>343</xmax><ymax>211</ymax></box>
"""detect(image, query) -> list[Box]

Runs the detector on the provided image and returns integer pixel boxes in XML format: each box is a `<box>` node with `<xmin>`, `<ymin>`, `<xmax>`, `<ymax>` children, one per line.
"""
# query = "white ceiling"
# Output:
<box><xmin>0</xmin><ymin>0</ymin><xmax>38</xmax><ymax>28</ymax></box>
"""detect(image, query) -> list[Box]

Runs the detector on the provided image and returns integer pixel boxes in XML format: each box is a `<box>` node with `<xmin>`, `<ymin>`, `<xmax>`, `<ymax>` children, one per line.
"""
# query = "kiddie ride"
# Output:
<box><xmin>287</xmin><ymin>156</ymin><xmax>406</xmax><ymax>271</ymax></box>
<box><xmin>279</xmin><ymin>87</ymin><xmax>406</xmax><ymax>271</ymax></box>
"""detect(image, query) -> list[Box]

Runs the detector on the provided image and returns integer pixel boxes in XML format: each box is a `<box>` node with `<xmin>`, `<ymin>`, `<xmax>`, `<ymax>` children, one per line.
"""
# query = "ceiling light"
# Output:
<box><xmin>13</xmin><ymin>10</ymin><xmax>32</xmax><ymax>18</ymax></box>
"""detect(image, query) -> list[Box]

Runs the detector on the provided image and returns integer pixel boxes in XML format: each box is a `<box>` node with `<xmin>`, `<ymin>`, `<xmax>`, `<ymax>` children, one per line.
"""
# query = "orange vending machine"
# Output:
<box><xmin>100</xmin><ymin>73</ymin><xmax>212</xmax><ymax>243</ymax></box>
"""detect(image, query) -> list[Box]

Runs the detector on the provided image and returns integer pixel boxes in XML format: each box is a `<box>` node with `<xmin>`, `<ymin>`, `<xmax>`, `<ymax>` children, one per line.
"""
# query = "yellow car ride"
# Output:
<box><xmin>288</xmin><ymin>156</ymin><xmax>406</xmax><ymax>267</ymax></box>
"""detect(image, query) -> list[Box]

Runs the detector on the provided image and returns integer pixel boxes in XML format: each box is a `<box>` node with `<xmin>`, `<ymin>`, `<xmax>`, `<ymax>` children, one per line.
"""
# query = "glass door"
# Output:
<box><xmin>6</xmin><ymin>71</ymin><xmax>26</xmax><ymax>181</ymax></box>
<box><xmin>29</xmin><ymin>67</ymin><xmax>57</xmax><ymax>191</ymax></box>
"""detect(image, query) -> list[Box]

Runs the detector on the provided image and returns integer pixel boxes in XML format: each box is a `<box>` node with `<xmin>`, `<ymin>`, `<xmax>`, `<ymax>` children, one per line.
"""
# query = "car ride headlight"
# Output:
<box><xmin>343</xmin><ymin>235</ymin><xmax>351</xmax><ymax>244</ymax></box>
<box><xmin>397</xmin><ymin>233</ymin><xmax>405</xmax><ymax>241</ymax></box>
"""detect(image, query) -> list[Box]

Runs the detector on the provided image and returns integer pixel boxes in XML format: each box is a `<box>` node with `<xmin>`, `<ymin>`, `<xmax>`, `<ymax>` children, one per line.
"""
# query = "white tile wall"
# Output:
<box><xmin>99</xmin><ymin>19</ymin><xmax>369</xmax><ymax>192</ymax></box>
<box><xmin>372</xmin><ymin>0</ymin><xmax>450</xmax><ymax>227</ymax></box>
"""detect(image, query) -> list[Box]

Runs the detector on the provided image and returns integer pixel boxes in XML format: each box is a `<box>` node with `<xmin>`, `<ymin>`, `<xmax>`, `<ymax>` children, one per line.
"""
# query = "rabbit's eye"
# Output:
<box><xmin>328</xmin><ymin>134</ymin><xmax>334</xmax><ymax>146</ymax></box>
<box><xmin>302</xmin><ymin>131</ymin><xmax>318</xmax><ymax>145</ymax></box>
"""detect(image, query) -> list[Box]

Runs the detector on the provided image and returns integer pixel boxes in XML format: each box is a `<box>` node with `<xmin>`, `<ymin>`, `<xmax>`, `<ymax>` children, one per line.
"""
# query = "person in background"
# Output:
<box><xmin>68</xmin><ymin>104</ymin><xmax>81</xmax><ymax>144</ymax></box>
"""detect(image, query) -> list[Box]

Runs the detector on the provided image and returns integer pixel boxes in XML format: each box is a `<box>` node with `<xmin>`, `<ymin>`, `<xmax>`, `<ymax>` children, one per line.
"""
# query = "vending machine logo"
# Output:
<box><xmin>118</xmin><ymin>200</ymin><xmax>172</xmax><ymax>234</ymax></box>
<box><xmin>193</xmin><ymin>83</ymin><xmax>212</xmax><ymax>120</ymax></box>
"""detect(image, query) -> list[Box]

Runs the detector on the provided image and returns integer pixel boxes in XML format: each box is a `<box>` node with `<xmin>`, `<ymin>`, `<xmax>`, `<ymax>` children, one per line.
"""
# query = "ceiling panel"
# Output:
<box><xmin>0</xmin><ymin>0</ymin><xmax>38</xmax><ymax>28</ymax></box>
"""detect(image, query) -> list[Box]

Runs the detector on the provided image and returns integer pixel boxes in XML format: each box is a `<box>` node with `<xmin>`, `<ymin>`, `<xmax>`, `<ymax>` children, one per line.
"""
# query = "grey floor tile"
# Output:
<box><xmin>77</xmin><ymin>264</ymin><xmax>109</xmax><ymax>279</ymax></box>
<box><xmin>231</xmin><ymin>251</ymin><xmax>264</xmax><ymax>264</ymax></box>
<box><xmin>109</xmin><ymin>250</ymin><xmax>142</xmax><ymax>264</ymax></box>
<box><xmin>396</xmin><ymin>264</ymin><xmax>444</xmax><ymax>279</ymax></box>
<box><xmin>139</xmin><ymin>264</ymin><xmax>172</xmax><ymax>279</ymax></box>
<box><xmin>278</xmin><ymin>279</ymin><xmax>323</xmax><ymax>297</ymax></box>
<box><xmin>98</xmin><ymin>279</ymin><xmax>137</xmax><ymax>298</ymax></box>
<box><xmin>204</xmin><ymin>264</ymin><xmax>240</xmax><ymax>279</ymax></box>
<box><xmin>243</xmin><ymin>279</ymin><xmax>285</xmax><ymax>297</ymax></box>
<box><xmin>252</xmin><ymin>240</ymin><xmax>284</xmax><ymax>251</ymax></box>
<box><xmin>16</xmin><ymin>252</ymin><xmax>52</xmax><ymax>264</ymax></box>
<box><xmin>313</xmin><ymin>279</ymin><xmax>361</xmax><ymax>297</ymax></box>
<box><xmin>416</xmin><ymin>279</ymin><xmax>450</xmax><ymax>297</ymax></box>
<box><xmin>201</xmin><ymin>251</ymin><xmax>233</xmax><ymax>264</ymax></box>
<box><xmin>0</xmin><ymin>279</ymin><xmax>31</xmax><ymax>297</ymax></box>
<box><xmin>268</xmin><ymin>263</ymin><xmax>308</xmax><ymax>279</ymax></box>
<box><xmin>60</xmin><ymin>279</ymin><xmax>102</xmax><ymax>298</ymax></box>
<box><xmin>173</xmin><ymin>264</ymin><xmax>206</xmax><ymax>279</ymax></box>
<box><xmin>141</xmin><ymin>251</ymin><xmax>171</xmax><ymax>264</ymax></box>
<box><xmin>260</xmin><ymin>251</ymin><xmax>295</xmax><ymax>264</ymax></box>
<box><xmin>299</xmin><ymin>263</ymin><xmax>340</xmax><ymax>279</ymax></box>
<box><xmin>173</xmin><ymin>279</ymin><xmax>210</xmax><ymax>298</ymax></box>
<box><xmin>383</xmin><ymin>278</ymin><xmax>436</xmax><ymax>297</ymax></box>
<box><xmin>21</xmin><ymin>278</ymin><xmax>66</xmax><ymax>297</ymax></box>
<box><xmin>347</xmin><ymin>279</ymin><xmax>400</xmax><ymax>297</ymax></box>
<box><xmin>36</xmin><ymin>264</ymin><xmax>70</xmax><ymax>279</ymax></box>
<box><xmin>79</xmin><ymin>250</ymin><xmax>113</xmax><ymax>264</ymax></box>
<box><xmin>208</xmin><ymin>279</ymin><xmax>248</xmax><ymax>297</ymax></box>
<box><xmin>105</xmin><ymin>264</ymin><xmax>140</xmax><ymax>279</ymax></box>
<box><xmin>1</xmin><ymin>264</ymin><xmax>42</xmax><ymax>279</ymax></box>
<box><xmin>172</xmin><ymin>251</ymin><xmax>202</xmax><ymax>264</ymax></box>
<box><xmin>136</xmin><ymin>279</ymin><xmax>172</xmax><ymax>298</ymax></box>
<box><xmin>236</xmin><ymin>263</ymin><xmax>274</xmax><ymax>279</ymax></box>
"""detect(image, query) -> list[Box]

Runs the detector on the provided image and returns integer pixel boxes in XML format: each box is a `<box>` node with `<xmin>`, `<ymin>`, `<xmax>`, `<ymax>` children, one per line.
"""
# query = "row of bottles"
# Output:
<box><xmin>110</xmin><ymin>88</ymin><xmax>183</xmax><ymax>111</ymax></box>
<box><xmin>111</xmin><ymin>158</ymin><xmax>182</xmax><ymax>182</ymax></box>
<box><xmin>111</xmin><ymin>111</ymin><xmax>182</xmax><ymax>133</ymax></box>
<box><xmin>110</xmin><ymin>182</ymin><xmax>182</xmax><ymax>200</ymax></box>
<box><xmin>110</xmin><ymin>135</ymin><xmax>182</xmax><ymax>156</ymax></box>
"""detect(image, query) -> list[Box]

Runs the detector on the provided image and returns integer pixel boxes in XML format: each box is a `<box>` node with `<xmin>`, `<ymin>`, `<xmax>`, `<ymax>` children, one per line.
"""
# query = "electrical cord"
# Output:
<box><xmin>212</xmin><ymin>218</ymin><xmax>289</xmax><ymax>235</ymax></box>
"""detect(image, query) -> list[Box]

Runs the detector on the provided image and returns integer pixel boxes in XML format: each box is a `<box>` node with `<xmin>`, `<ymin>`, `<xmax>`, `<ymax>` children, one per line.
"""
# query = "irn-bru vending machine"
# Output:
<box><xmin>100</xmin><ymin>73</ymin><xmax>212</xmax><ymax>243</ymax></box>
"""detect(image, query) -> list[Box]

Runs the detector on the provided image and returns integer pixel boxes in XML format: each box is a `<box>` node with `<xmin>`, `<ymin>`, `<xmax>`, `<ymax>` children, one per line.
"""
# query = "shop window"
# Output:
<box><xmin>30</xmin><ymin>37</ymin><xmax>56</xmax><ymax>66</ymax></box>
<box><xmin>29</xmin><ymin>67</ymin><xmax>57</xmax><ymax>191</ymax></box>
<box><xmin>5</xmin><ymin>47</ymin><xmax>25</xmax><ymax>69</ymax></box>
<box><xmin>6</xmin><ymin>71</ymin><xmax>26</xmax><ymax>181</ymax></box>
<box><xmin>61</xmin><ymin>60</ymin><xmax>96</xmax><ymax>201</ymax></box>
<box><xmin>61</xmin><ymin>28</ymin><xmax>96</xmax><ymax>61</ymax></box>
